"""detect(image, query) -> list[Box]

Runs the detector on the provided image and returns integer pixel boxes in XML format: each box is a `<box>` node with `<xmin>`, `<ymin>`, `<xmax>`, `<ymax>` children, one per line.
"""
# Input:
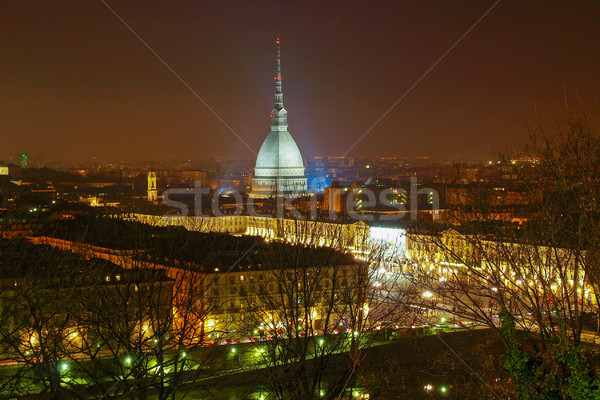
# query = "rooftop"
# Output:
<box><xmin>35</xmin><ymin>215</ymin><xmax>358</xmax><ymax>272</ymax></box>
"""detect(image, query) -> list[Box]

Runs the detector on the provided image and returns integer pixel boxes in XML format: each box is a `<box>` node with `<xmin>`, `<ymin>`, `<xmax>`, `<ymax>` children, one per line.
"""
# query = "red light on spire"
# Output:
<box><xmin>276</xmin><ymin>38</ymin><xmax>280</xmax><ymax>45</ymax></box>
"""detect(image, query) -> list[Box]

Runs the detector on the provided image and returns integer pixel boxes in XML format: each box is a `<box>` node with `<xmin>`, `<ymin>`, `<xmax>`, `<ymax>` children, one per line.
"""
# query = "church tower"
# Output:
<box><xmin>147</xmin><ymin>168</ymin><xmax>157</xmax><ymax>202</ymax></box>
<box><xmin>250</xmin><ymin>39</ymin><xmax>307</xmax><ymax>198</ymax></box>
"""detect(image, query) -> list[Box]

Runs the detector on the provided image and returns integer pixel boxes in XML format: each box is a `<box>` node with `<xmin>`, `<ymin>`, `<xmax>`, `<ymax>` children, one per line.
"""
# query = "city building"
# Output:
<box><xmin>147</xmin><ymin>167</ymin><xmax>158</xmax><ymax>202</ymax></box>
<box><xmin>126</xmin><ymin>213</ymin><xmax>407</xmax><ymax>265</ymax></box>
<box><xmin>250</xmin><ymin>39</ymin><xmax>307</xmax><ymax>198</ymax></box>
<box><xmin>323</xmin><ymin>181</ymin><xmax>346</xmax><ymax>213</ymax></box>
<box><xmin>0</xmin><ymin>240</ymin><xmax>174</xmax><ymax>358</ymax></box>
<box><xmin>28</xmin><ymin>223</ymin><xmax>366</xmax><ymax>344</ymax></box>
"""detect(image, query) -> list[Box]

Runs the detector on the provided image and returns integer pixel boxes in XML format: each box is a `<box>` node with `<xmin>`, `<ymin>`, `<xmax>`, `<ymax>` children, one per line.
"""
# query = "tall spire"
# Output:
<box><xmin>271</xmin><ymin>38</ymin><xmax>287</xmax><ymax>132</ymax></box>
<box><xmin>274</xmin><ymin>37</ymin><xmax>284</xmax><ymax>111</ymax></box>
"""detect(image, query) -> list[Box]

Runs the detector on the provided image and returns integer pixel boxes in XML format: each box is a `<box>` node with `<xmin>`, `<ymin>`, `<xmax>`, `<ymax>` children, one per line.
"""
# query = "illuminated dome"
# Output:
<box><xmin>250</xmin><ymin>40</ymin><xmax>307</xmax><ymax>198</ymax></box>
<box><xmin>255</xmin><ymin>122</ymin><xmax>304</xmax><ymax>170</ymax></box>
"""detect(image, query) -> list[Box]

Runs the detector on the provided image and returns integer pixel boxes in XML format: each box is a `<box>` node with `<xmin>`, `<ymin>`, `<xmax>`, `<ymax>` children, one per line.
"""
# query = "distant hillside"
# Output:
<box><xmin>8</xmin><ymin>165</ymin><xmax>84</xmax><ymax>182</ymax></box>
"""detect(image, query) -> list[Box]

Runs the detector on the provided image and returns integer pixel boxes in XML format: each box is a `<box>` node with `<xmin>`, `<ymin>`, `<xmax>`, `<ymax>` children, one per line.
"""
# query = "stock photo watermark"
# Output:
<box><xmin>161</xmin><ymin>176</ymin><xmax>439</xmax><ymax>222</ymax></box>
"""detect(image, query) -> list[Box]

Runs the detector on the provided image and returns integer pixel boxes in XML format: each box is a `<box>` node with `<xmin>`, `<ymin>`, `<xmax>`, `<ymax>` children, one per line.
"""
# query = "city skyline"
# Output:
<box><xmin>2</xmin><ymin>1</ymin><xmax>600</xmax><ymax>163</ymax></box>
<box><xmin>3</xmin><ymin>3</ymin><xmax>600</xmax><ymax>399</ymax></box>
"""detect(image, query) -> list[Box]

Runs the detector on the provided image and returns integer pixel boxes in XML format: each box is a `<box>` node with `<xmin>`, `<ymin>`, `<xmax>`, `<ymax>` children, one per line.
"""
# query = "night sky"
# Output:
<box><xmin>1</xmin><ymin>1</ymin><xmax>600</xmax><ymax>163</ymax></box>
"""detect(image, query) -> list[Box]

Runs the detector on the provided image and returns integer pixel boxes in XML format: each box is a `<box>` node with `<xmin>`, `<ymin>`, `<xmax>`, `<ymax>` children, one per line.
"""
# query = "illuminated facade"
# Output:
<box><xmin>250</xmin><ymin>39</ymin><xmax>307</xmax><ymax>198</ymax></box>
<box><xmin>0</xmin><ymin>249</ymin><xmax>174</xmax><ymax>360</ymax></box>
<box><xmin>147</xmin><ymin>168</ymin><xmax>157</xmax><ymax>202</ymax></box>
<box><xmin>31</xmin><ymin>234</ymin><xmax>366</xmax><ymax>344</ymax></box>
<box><xmin>201</xmin><ymin>262</ymin><xmax>365</xmax><ymax>339</ymax></box>
<box><xmin>126</xmin><ymin>213</ymin><xmax>408</xmax><ymax>266</ymax></box>
<box><xmin>126</xmin><ymin>212</ymin><xmax>593</xmax><ymax>303</ymax></box>
<box><xmin>405</xmin><ymin>229</ymin><xmax>592</xmax><ymax>303</ymax></box>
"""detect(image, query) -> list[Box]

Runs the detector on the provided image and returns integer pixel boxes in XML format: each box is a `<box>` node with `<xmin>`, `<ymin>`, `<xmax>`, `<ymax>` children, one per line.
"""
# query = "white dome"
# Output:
<box><xmin>254</xmin><ymin>130</ymin><xmax>304</xmax><ymax>171</ymax></box>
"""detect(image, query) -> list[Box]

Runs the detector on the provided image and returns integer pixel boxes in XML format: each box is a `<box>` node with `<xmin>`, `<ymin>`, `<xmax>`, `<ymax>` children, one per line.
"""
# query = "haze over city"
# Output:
<box><xmin>2</xmin><ymin>1</ymin><xmax>600</xmax><ymax>163</ymax></box>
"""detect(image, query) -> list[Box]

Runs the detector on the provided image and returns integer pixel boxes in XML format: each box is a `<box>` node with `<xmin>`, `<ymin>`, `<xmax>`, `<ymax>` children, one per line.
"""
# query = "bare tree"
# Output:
<box><xmin>234</xmin><ymin>218</ymin><xmax>418</xmax><ymax>399</ymax></box>
<box><xmin>407</xmin><ymin>108</ymin><xmax>600</xmax><ymax>399</ymax></box>
<box><xmin>0</xmin><ymin>213</ymin><xmax>242</xmax><ymax>399</ymax></box>
<box><xmin>0</xmin><ymin>239</ymin><xmax>106</xmax><ymax>399</ymax></box>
